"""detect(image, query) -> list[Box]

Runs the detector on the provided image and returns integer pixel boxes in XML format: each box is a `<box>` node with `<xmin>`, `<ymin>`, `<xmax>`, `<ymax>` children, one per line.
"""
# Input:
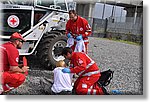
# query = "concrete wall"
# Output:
<box><xmin>74</xmin><ymin>0</ymin><xmax>143</xmax><ymax>43</ymax></box>
<box><xmin>76</xmin><ymin>3</ymin><xmax>94</xmax><ymax>18</ymax></box>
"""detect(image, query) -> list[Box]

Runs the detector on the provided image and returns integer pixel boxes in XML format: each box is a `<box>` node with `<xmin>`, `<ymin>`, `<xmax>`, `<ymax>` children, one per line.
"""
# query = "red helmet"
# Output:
<box><xmin>10</xmin><ymin>32</ymin><xmax>26</xmax><ymax>41</ymax></box>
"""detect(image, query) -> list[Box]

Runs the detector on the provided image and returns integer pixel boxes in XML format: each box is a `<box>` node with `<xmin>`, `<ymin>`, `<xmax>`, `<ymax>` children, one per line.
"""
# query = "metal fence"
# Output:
<box><xmin>107</xmin><ymin>17</ymin><xmax>143</xmax><ymax>35</ymax></box>
<box><xmin>85</xmin><ymin>16</ymin><xmax>143</xmax><ymax>43</ymax></box>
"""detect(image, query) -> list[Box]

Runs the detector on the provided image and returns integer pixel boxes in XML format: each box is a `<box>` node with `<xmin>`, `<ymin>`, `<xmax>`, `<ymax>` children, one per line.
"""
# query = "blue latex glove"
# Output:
<box><xmin>76</xmin><ymin>35</ymin><xmax>83</xmax><ymax>41</ymax></box>
<box><xmin>111</xmin><ymin>89</ymin><xmax>122</xmax><ymax>95</ymax></box>
<box><xmin>62</xmin><ymin>68</ymin><xmax>71</xmax><ymax>73</ymax></box>
<box><xmin>67</xmin><ymin>33</ymin><xmax>72</xmax><ymax>38</ymax></box>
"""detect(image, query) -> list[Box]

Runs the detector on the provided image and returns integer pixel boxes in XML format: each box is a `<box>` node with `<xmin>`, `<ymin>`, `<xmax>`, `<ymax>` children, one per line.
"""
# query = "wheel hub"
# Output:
<box><xmin>52</xmin><ymin>40</ymin><xmax>66</xmax><ymax>61</ymax></box>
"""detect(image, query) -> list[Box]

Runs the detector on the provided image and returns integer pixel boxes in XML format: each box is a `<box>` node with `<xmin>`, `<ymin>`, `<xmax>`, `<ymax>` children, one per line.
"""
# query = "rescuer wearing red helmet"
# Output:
<box><xmin>0</xmin><ymin>32</ymin><xmax>29</xmax><ymax>93</ymax></box>
<box><xmin>66</xmin><ymin>10</ymin><xmax>92</xmax><ymax>53</ymax></box>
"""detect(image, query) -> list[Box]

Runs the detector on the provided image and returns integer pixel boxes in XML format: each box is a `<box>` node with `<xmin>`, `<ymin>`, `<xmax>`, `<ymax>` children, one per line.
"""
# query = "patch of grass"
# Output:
<box><xmin>114</xmin><ymin>39</ymin><xmax>141</xmax><ymax>46</ymax></box>
<box><xmin>96</xmin><ymin>37</ymin><xmax>142</xmax><ymax>46</ymax></box>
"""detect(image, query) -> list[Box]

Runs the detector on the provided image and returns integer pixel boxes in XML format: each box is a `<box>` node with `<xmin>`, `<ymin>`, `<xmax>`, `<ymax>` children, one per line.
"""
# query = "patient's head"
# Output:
<box><xmin>56</xmin><ymin>60</ymin><xmax>66</xmax><ymax>67</ymax></box>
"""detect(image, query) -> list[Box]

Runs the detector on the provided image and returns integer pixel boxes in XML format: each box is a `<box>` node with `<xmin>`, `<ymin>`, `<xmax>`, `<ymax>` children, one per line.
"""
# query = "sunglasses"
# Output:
<box><xmin>18</xmin><ymin>40</ymin><xmax>24</xmax><ymax>43</ymax></box>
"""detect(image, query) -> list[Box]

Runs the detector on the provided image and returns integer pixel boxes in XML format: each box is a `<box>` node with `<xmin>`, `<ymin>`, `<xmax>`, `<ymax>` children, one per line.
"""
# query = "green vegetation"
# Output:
<box><xmin>97</xmin><ymin>37</ymin><xmax>142</xmax><ymax>46</ymax></box>
<box><xmin>111</xmin><ymin>38</ymin><xmax>142</xmax><ymax>46</ymax></box>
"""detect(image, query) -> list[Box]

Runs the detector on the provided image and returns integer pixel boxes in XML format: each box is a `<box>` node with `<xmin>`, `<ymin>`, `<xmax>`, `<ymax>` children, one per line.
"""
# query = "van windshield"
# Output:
<box><xmin>1</xmin><ymin>0</ymin><xmax>33</xmax><ymax>6</ymax></box>
<box><xmin>1</xmin><ymin>0</ymin><xmax>67</xmax><ymax>11</ymax></box>
<box><xmin>36</xmin><ymin>0</ymin><xmax>67</xmax><ymax>11</ymax></box>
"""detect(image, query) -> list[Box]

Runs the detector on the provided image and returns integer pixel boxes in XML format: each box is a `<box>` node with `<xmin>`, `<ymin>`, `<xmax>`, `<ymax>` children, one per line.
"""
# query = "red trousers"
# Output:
<box><xmin>71</xmin><ymin>42</ymin><xmax>88</xmax><ymax>54</ymax></box>
<box><xmin>1</xmin><ymin>72</ymin><xmax>26</xmax><ymax>92</ymax></box>
<box><xmin>74</xmin><ymin>75</ymin><xmax>104</xmax><ymax>95</ymax></box>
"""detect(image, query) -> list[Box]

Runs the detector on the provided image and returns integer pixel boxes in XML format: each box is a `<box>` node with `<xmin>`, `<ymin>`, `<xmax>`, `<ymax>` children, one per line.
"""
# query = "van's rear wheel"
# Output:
<box><xmin>37</xmin><ymin>31</ymin><xmax>67</xmax><ymax>70</ymax></box>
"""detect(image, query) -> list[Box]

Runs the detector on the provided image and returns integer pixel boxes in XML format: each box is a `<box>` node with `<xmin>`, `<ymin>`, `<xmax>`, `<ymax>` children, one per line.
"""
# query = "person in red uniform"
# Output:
<box><xmin>0</xmin><ymin>32</ymin><xmax>29</xmax><ymax>93</ymax></box>
<box><xmin>61</xmin><ymin>47</ymin><xmax>104</xmax><ymax>95</ymax></box>
<box><xmin>66</xmin><ymin>10</ymin><xmax>92</xmax><ymax>53</ymax></box>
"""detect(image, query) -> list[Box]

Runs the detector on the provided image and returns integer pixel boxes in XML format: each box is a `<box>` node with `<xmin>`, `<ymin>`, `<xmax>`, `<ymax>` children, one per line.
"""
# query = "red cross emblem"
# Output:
<box><xmin>7</xmin><ymin>15</ymin><xmax>20</xmax><ymax>28</ymax></box>
<box><xmin>10</xmin><ymin>18</ymin><xmax>17</xmax><ymax>25</ymax></box>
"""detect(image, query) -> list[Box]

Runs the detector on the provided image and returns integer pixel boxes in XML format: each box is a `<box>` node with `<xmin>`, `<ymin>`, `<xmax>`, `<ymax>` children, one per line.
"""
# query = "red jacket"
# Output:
<box><xmin>0</xmin><ymin>42</ymin><xmax>19</xmax><ymax>71</ymax></box>
<box><xmin>66</xmin><ymin>16</ymin><xmax>92</xmax><ymax>43</ymax></box>
<box><xmin>70</xmin><ymin>52</ymin><xmax>100</xmax><ymax>77</ymax></box>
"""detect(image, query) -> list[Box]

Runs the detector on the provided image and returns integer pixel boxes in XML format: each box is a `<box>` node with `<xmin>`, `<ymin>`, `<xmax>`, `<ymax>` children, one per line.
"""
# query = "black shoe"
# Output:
<box><xmin>101</xmin><ymin>87</ymin><xmax>109</xmax><ymax>95</ymax></box>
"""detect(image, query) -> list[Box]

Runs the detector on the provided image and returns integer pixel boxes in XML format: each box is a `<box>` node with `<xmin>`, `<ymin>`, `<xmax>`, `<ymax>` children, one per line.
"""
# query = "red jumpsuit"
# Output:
<box><xmin>66</xmin><ymin>16</ymin><xmax>92</xmax><ymax>53</ymax></box>
<box><xmin>0</xmin><ymin>42</ymin><xmax>26</xmax><ymax>92</ymax></box>
<box><xmin>70</xmin><ymin>52</ymin><xmax>104</xmax><ymax>95</ymax></box>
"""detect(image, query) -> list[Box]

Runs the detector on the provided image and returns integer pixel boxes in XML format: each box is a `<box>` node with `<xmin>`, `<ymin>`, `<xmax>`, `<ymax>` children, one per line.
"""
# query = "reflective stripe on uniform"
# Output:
<box><xmin>84</xmin><ymin>40</ymin><xmax>89</xmax><ymax>42</ymax></box>
<box><xmin>82</xmin><ymin>70</ymin><xmax>100</xmax><ymax>77</ymax></box>
<box><xmin>93</xmin><ymin>89</ymin><xmax>97</xmax><ymax>95</ymax></box>
<box><xmin>0</xmin><ymin>46</ymin><xmax>6</xmax><ymax>50</ymax></box>
<box><xmin>85</xmin><ymin>54</ymin><xmax>93</xmax><ymax>62</ymax></box>
<box><xmin>87</xmin><ymin>89</ymin><xmax>97</xmax><ymax>95</ymax></box>
<box><xmin>87</xmin><ymin>89</ymin><xmax>91</xmax><ymax>95</ymax></box>
<box><xmin>78</xmin><ymin>60</ymin><xmax>95</xmax><ymax>76</ymax></box>
<box><xmin>78</xmin><ymin>70</ymin><xmax>85</xmax><ymax>76</ymax></box>
<box><xmin>90</xmin><ymin>85</ymin><xmax>93</xmax><ymax>89</ymax></box>
<box><xmin>86</xmin><ymin>61</ymin><xmax>95</xmax><ymax>69</ymax></box>
<box><xmin>6</xmin><ymin>84</ymin><xmax>14</xmax><ymax>90</ymax></box>
<box><xmin>86</xmin><ymin>30</ymin><xmax>91</xmax><ymax>32</ymax></box>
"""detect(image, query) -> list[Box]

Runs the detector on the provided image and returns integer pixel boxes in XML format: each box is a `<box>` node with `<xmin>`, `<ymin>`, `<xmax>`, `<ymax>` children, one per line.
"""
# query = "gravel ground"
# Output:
<box><xmin>6</xmin><ymin>37</ymin><xmax>143</xmax><ymax>95</ymax></box>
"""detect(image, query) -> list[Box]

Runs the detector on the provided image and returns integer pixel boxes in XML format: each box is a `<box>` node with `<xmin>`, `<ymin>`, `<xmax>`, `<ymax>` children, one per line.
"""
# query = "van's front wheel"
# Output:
<box><xmin>37</xmin><ymin>31</ymin><xmax>67</xmax><ymax>70</ymax></box>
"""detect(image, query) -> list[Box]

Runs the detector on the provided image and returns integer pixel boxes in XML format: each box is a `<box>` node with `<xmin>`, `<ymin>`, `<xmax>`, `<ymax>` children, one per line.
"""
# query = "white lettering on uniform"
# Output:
<box><xmin>16</xmin><ymin>57</ymin><xmax>19</xmax><ymax>62</ymax></box>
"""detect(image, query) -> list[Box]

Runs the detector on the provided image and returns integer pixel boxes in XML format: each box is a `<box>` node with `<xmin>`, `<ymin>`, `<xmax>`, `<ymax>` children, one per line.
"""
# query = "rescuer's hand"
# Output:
<box><xmin>76</xmin><ymin>35</ymin><xmax>83</xmax><ymax>41</ymax></box>
<box><xmin>62</xmin><ymin>68</ymin><xmax>71</xmax><ymax>73</ymax></box>
<box><xmin>67</xmin><ymin>33</ymin><xmax>72</xmax><ymax>38</ymax></box>
<box><xmin>22</xmin><ymin>66</ymin><xmax>29</xmax><ymax>73</ymax></box>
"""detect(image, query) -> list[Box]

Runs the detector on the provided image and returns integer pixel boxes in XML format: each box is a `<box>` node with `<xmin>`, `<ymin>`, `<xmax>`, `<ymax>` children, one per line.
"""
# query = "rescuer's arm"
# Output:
<box><xmin>69</xmin><ymin>56</ymin><xmax>86</xmax><ymax>74</ymax></box>
<box><xmin>66</xmin><ymin>21</ymin><xmax>71</xmax><ymax>36</ymax></box>
<box><xmin>9</xmin><ymin>66</ymin><xmax>29</xmax><ymax>73</ymax></box>
<box><xmin>82</xmin><ymin>19</ymin><xmax>92</xmax><ymax>38</ymax></box>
